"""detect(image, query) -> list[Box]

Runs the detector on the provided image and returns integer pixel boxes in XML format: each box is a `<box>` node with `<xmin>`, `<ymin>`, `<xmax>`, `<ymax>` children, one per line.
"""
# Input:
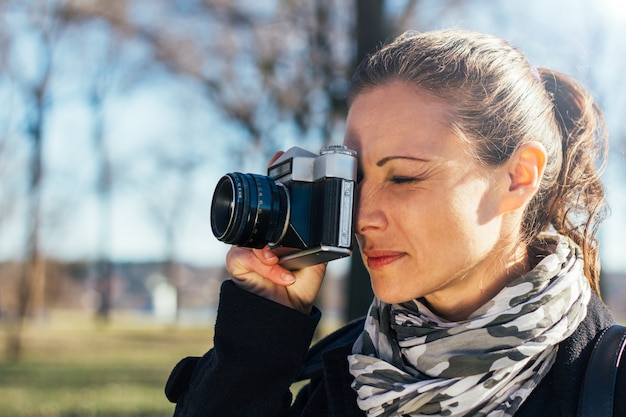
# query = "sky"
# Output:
<box><xmin>1</xmin><ymin>0</ymin><xmax>625</xmax><ymax>272</ymax></box>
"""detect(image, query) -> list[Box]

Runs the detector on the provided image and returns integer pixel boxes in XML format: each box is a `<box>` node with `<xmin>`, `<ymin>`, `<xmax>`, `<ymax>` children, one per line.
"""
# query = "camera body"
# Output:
<box><xmin>210</xmin><ymin>145</ymin><xmax>357</xmax><ymax>269</ymax></box>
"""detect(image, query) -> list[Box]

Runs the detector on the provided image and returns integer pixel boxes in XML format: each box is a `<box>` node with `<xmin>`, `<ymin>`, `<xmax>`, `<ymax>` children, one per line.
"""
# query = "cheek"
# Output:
<box><xmin>446</xmin><ymin>189</ymin><xmax>503</xmax><ymax>256</ymax></box>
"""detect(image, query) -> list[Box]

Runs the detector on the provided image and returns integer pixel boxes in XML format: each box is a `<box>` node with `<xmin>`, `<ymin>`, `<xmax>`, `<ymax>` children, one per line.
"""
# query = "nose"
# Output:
<box><xmin>355</xmin><ymin>182</ymin><xmax>387</xmax><ymax>234</ymax></box>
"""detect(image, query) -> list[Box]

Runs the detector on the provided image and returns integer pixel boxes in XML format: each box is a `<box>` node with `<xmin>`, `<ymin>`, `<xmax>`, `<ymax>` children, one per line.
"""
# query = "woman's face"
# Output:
<box><xmin>344</xmin><ymin>82</ymin><xmax>514</xmax><ymax>312</ymax></box>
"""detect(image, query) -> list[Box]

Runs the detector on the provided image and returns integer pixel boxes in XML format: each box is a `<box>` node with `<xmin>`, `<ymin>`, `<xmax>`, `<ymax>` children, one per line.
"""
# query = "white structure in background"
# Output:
<box><xmin>148</xmin><ymin>273</ymin><xmax>177</xmax><ymax>324</ymax></box>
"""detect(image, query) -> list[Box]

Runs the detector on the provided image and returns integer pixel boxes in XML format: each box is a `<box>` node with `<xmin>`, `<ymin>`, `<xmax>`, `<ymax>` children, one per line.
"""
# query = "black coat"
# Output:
<box><xmin>166</xmin><ymin>280</ymin><xmax>623</xmax><ymax>417</ymax></box>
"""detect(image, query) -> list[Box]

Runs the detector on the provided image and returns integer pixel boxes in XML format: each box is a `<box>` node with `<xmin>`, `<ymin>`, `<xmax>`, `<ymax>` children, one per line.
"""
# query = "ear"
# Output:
<box><xmin>498</xmin><ymin>141</ymin><xmax>547</xmax><ymax>213</ymax></box>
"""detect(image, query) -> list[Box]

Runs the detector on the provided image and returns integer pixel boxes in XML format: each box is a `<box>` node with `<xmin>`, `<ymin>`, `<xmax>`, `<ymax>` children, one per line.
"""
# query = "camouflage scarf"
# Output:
<box><xmin>348</xmin><ymin>234</ymin><xmax>591</xmax><ymax>417</ymax></box>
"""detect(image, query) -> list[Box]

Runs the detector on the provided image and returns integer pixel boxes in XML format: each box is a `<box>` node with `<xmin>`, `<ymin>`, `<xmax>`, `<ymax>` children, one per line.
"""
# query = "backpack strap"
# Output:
<box><xmin>577</xmin><ymin>324</ymin><xmax>626</xmax><ymax>417</ymax></box>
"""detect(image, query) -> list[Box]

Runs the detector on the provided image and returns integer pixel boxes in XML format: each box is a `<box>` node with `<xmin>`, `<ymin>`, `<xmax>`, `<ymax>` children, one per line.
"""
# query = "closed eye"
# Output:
<box><xmin>390</xmin><ymin>176</ymin><xmax>421</xmax><ymax>184</ymax></box>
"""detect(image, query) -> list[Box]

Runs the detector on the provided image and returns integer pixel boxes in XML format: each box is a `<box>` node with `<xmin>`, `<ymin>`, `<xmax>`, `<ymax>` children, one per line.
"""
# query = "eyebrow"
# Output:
<box><xmin>376</xmin><ymin>155</ymin><xmax>430</xmax><ymax>167</ymax></box>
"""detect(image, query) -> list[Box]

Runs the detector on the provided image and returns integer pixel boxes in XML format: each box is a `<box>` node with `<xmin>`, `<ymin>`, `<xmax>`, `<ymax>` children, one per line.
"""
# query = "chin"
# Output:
<box><xmin>372</xmin><ymin>283</ymin><xmax>419</xmax><ymax>304</ymax></box>
<box><xmin>368</xmin><ymin>273</ymin><xmax>409</xmax><ymax>304</ymax></box>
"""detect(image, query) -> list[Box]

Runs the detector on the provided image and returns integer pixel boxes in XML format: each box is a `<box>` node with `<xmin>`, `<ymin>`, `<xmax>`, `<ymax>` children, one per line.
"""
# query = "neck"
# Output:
<box><xmin>423</xmin><ymin>244</ymin><xmax>530</xmax><ymax>322</ymax></box>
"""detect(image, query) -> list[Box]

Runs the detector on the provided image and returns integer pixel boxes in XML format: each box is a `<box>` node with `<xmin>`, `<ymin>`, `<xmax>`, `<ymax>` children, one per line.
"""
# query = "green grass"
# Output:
<box><xmin>0</xmin><ymin>311</ymin><xmax>213</xmax><ymax>417</ymax></box>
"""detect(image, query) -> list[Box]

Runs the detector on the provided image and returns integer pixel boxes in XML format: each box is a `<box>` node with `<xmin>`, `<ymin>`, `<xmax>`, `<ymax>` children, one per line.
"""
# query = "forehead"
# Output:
<box><xmin>344</xmin><ymin>82</ymin><xmax>462</xmax><ymax>160</ymax></box>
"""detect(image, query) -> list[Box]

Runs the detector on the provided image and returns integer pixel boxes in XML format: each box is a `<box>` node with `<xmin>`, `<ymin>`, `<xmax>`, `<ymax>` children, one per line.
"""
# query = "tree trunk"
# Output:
<box><xmin>7</xmin><ymin>84</ymin><xmax>47</xmax><ymax>360</ymax></box>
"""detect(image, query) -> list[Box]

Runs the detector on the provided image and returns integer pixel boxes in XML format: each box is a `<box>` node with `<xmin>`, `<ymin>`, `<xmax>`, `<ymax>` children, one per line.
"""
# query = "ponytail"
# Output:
<box><xmin>537</xmin><ymin>69</ymin><xmax>608</xmax><ymax>293</ymax></box>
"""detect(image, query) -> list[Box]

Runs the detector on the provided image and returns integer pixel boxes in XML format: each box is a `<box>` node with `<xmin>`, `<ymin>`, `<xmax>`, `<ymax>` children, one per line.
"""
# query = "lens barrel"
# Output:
<box><xmin>210</xmin><ymin>173</ymin><xmax>289</xmax><ymax>248</ymax></box>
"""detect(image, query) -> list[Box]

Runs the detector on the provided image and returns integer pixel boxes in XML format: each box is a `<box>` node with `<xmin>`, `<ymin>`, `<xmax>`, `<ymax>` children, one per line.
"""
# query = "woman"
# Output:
<box><xmin>165</xmin><ymin>29</ymin><xmax>622</xmax><ymax>416</ymax></box>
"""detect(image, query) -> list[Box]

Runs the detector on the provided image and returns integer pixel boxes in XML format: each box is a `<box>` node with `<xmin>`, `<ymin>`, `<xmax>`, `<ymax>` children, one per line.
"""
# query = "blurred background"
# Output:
<box><xmin>0</xmin><ymin>0</ymin><xmax>624</xmax><ymax>416</ymax></box>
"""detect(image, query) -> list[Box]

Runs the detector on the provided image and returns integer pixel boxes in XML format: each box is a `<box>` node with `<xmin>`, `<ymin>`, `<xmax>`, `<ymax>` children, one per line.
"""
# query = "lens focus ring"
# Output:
<box><xmin>210</xmin><ymin>173</ymin><xmax>289</xmax><ymax>248</ymax></box>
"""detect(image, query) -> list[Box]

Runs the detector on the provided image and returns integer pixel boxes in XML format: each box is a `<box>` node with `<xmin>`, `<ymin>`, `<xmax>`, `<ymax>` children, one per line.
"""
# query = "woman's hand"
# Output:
<box><xmin>224</xmin><ymin>150</ymin><xmax>326</xmax><ymax>314</ymax></box>
<box><xmin>226</xmin><ymin>245</ymin><xmax>326</xmax><ymax>314</ymax></box>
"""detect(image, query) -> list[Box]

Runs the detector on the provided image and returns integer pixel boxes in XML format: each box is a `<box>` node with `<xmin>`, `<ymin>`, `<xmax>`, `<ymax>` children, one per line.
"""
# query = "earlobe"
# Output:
<box><xmin>500</xmin><ymin>142</ymin><xmax>547</xmax><ymax>212</ymax></box>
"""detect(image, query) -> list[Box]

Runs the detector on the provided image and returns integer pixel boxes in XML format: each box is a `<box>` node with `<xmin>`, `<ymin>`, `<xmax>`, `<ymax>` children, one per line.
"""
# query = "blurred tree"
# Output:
<box><xmin>0</xmin><ymin>0</ymin><xmax>57</xmax><ymax>360</ymax></box>
<box><xmin>0</xmin><ymin>0</ymin><xmax>164</xmax><ymax>353</ymax></box>
<box><xmin>61</xmin><ymin>0</ymin><xmax>450</xmax><ymax>321</ymax></box>
<box><xmin>65</xmin><ymin>20</ymin><xmax>148</xmax><ymax>324</ymax></box>
<box><xmin>65</xmin><ymin>0</ymin><xmax>354</xmax><ymax>158</ymax></box>
<box><xmin>2</xmin><ymin>0</ymin><xmax>622</xmax><ymax>344</ymax></box>
<box><xmin>83</xmin><ymin>30</ymin><xmax>116</xmax><ymax>324</ymax></box>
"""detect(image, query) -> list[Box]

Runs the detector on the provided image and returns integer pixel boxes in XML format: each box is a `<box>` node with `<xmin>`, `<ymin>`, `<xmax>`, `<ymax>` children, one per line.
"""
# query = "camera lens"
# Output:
<box><xmin>210</xmin><ymin>173</ymin><xmax>289</xmax><ymax>248</ymax></box>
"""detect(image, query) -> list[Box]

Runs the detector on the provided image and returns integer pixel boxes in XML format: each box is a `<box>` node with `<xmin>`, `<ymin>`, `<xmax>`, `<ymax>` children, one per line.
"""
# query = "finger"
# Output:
<box><xmin>251</xmin><ymin>247</ymin><xmax>297</xmax><ymax>285</ymax></box>
<box><xmin>262</xmin><ymin>263</ymin><xmax>296</xmax><ymax>286</ymax></box>
<box><xmin>252</xmin><ymin>246</ymin><xmax>279</xmax><ymax>265</ymax></box>
<box><xmin>227</xmin><ymin>246</ymin><xmax>295</xmax><ymax>286</ymax></box>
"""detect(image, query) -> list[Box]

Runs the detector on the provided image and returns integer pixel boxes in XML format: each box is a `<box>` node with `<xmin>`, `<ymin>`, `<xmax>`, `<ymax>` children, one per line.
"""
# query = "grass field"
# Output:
<box><xmin>0</xmin><ymin>311</ymin><xmax>213</xmax><ymax>417</ymax></box>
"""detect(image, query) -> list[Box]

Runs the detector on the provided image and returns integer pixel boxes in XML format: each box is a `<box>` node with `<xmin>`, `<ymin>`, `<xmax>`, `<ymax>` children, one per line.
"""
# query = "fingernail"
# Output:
<box><xmin>282</xmin><ymin>272</ymin><xmax>296</xmax><ymax>284</ymax></box>
<box><xmin>263</xmin><ymin>250</ymin><xmax>278</xmax><ymax>261</ymax></box>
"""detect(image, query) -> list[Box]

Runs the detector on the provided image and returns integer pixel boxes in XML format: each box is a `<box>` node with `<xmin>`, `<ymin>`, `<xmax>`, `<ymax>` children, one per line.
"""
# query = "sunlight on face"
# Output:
<box><xmin>344</xmin><ymin>82</ymin><xmax>516</xmax><ymax>316</ymax></box>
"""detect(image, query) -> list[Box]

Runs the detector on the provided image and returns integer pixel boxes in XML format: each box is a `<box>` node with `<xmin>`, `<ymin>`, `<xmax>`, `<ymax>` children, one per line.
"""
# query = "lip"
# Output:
<box><xmin>362</xmin><ymin>250</ymin><xmax>406</xmax><ymax>270</ymax></box>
